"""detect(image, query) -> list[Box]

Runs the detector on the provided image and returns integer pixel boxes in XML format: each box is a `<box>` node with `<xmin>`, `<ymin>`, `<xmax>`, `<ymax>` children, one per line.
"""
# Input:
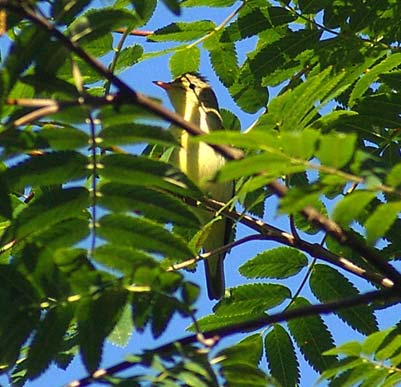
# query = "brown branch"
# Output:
<box><xmin>115</xmin><ymin>27</ymin><xmax>153</xmax><ymax>36</ymax></box>
<box><xmin>5</xmin><ymin>3</ymin><xmax>401</xmax><ymax>287</ymax></box>
<box><xmin>204</xmin><ymin>198</ymin><xmax>394</xmax><ymax>289</ymax></box>
<box><xmin>65</xmin><ymin>288</ymin><xmax>397</xmax><ymax>387</ymax></box>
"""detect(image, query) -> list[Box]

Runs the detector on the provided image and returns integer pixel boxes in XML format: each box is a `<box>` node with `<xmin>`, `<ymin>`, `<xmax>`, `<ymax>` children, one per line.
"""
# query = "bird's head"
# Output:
<box><xmin>153</xmin><ymin>73</ymin><xmax>219</xmax><ymax>116</ymax></box>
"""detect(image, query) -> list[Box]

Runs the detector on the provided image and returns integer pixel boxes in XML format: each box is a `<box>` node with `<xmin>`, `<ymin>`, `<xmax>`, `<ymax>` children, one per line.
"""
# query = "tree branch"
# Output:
<box><xmin>65</xmin><ymin>288</ymin><xmax>397</xmax><ymax>387</ymax></box>
<box><xmin>204</xmin><ymin>198</ymin><xmax>394</xmax><ymax>289</ymax></box>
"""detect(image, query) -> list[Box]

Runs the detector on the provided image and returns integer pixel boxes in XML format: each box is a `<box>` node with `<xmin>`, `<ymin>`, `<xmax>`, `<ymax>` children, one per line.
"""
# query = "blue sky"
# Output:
<box><xmin>1</xmin><ymin>1</ymin><xmax>400</xmax><ymax>386</ymax></box>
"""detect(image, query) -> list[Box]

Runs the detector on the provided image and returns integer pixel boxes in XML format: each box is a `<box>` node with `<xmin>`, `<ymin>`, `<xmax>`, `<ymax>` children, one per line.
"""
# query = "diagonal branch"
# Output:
<box><xmin>65</xmin><ymin>288</ymin><xmax>397</xmax><ymax>387</ymax></box>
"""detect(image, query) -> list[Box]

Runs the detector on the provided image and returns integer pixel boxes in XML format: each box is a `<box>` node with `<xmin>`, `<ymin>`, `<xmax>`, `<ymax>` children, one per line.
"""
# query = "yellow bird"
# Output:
<box><xmin>154</xmin><ymin>73</ymin><xmax>233</xmax><ymax>300</ymax></box>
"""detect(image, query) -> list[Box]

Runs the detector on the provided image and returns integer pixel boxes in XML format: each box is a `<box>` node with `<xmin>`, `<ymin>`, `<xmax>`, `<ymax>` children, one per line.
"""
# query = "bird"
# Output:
<box><xmin>154</xmin><ymin>72</ymin><xmax>234</xmax><ymax>300</ymax></box>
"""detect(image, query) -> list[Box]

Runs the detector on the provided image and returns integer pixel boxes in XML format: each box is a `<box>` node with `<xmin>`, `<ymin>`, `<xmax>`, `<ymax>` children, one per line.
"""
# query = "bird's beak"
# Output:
<box><xmin>153</xmin><ymin>80</ymin><xmax>171</xmax><ymax>90</ymax></box>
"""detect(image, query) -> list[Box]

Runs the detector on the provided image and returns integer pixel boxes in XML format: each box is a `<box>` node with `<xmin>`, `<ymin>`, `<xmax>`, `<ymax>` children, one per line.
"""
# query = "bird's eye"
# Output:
<box><xmin>189</xmin><ymin>83</ymin><xmax>196</xmax><ymax>90</ymax></box>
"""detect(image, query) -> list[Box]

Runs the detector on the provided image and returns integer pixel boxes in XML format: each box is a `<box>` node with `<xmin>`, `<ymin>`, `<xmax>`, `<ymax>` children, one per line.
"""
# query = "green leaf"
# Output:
<box><xmin>13</xmin><ymin>187</ymin><xmax>90</xmax><ymax>239</ymax></box>
<box><xmin>78</xmin><ymin>288</ymin><xmax>127</xmax><ymax>372</ymax></box>
<box><xmin>365</xmin><ymin>201</ymin><xmax>401</xmax><ymax>244</ymax></box>
<box><xmin>68</xmin><ymin>8</ymin><xmax>141</xmax><ymax>43</ymax></box>
<box><xmin>192</xmin><ymin>310</ymin><xmax>266</xmax><ymax>332</ymax></box>
<box><xmin>52</xmin><ymin>0</ymin><xmax>91</xmax><ymax>25</ymax></box>
<box><xmin>220</xmin><ymin>109</ymin><xmax>241</xmax><ymax>131</ymax></box>
<box><xmin>208</xmin><ymin>40</ymin><xmax>238</xmax><ymax>87</ymax></box>
<box><xmin>213</xmin><ymin>283</ymin><xmax>291</xmax><ymax>316</ymax></box>
<box><xmin>4</xmin><ymin>151</ymin><xmax>89</xmax><ymax>189</ymax></box>
<box><xmin>220</xmin><ymin>363</ymin><xmax>270</xmax><ymax>386</ymax></box>
<box><xmin>0</xmin><ymin>176</ymin><xmax>12</xmax><ymax>219</ymax></box>
<box><xmin>94</xmin><ymin>244</ymin><xmax>157</xmax><ymax>276</ymax></box>
<box><xmin>113</xmin><ymin>45</ymin><xmax>144</xmax><ymax>73</ymax></box>
<box><xmin>361</xmin><ymin>328</ymin><xmax>395</xmax><ymax>356</ymax></box>
<box><xmin>349</xmin><ymin>53</ymin><xmax>401</xmax><ymax>107</ymax></box>
<box><xmin>99</xmin><ymin>154</ymin><xmax>202</xmax><ymax>198</ymax></box>
<box><xmin>149</xmin><ymin>21</ymin><xmax>215</xmax><ymax>42</ymax></box>
<box><xmin>219</xmin><ymin>334</ymin><xmax>263</xmax><ymax>367</ymax></box>
<box><xmin>249</xmin><ymin>30</ymin><xmax>320</xmax><ymax>86</ymax></box>
<box><xmin>265</xmin><ymin>325</ymin><xmax>299</xmax><ymax>387</ymax></box>
<box><xmin>324</xmin><ymin>341</ymin><xmax>362</xmax><ymax>357</ymax></box>
<box><xmin>229</xmin><ymin>62</ymin><xmax>268</xmax><ymax>113</ymax></box>
<box><xmin>99</xmin><ymin>123</ymin><xmax>177</xmax><ymax>147</ymax></box>
<box><xmin>239</xmin><ymin>247</ymin><xmax>308</xmax><ymax>279</ymax></box>
<box><xmin>99</xmin><ymin>182</ymin><xmax>200</xmax><ymax>228</ymax></box>
<box><xmin>169</xmin><ymin>47</ymin><xmax>201</xmax><ymax>78</ymax></box>
<box><xmin>332</xmin><ymin>191</ymin><xmax>377</xmax><ymax>228</ymax></box>
<box><xmin>287</xmin><ymin>297</ymin><xmax>336</xmax><ymax>372</ymax></box>
<box><xmin>218</xmin><ymin>153</ymin><xmax>306</xmax><ymax>182</ymax></box>
<box><xmin>316</xmin><ymin>132</ymin><xmax>357</xmax><ymax>168</ymax></box>
<box><xmin>0</xmin><ymin>265</ymin><xmax>41</xmax><ymax>366</ymax></box>
<box><xmin>33</xmin><ymin>217</ymin><xmax>90</xmax><ymax>250</ymax></box>
<box><xmin>182</xmin><ymin>0</ymin><xmax>237</xmax><ymax>6</ymax></box>
<box><xmin>222</xmin><ymin>6</ymin><xmax>293</xmax><ymax>42</ymax></box>
<box><xmin>161</xmin><ymin>0</ymin><xmax>181</xmax><ymax>15</ymax></box>
<box><xmin>39</xmin><ymin>125</ymin><xmax>89</xmax><ymax>150</ymax></box>
<box><xmin>310</xmin><ymin>265</ymin><xmax>378</xmax><ymax>335</ymax></box>
<box><xmin>151</xmin><ymin>294</ymin><xmax>178</xmax><ymax>338</ymax></box>
<box><xmin>26</xmin><ymin>304</ymin><xmax>74</xmax><ymax>378</ymax></box>
<box><xmin>98</xmin><ymin>214</ymin><xmax>193</xmax><ymax>259</ymax></box>
<box><xmin>266</xmin><ymin>67</ymin><xmax>344</xmax><ymax>132</ymax></box>
<box><xmin>386</xmin><ymin>164</ymin><xmax>401</xmax><ymax>188</ymax></box>
<box><xmin>131</xmin><ymin>0</ymin><xmax>157</xmax><ymax>23</ymax></box>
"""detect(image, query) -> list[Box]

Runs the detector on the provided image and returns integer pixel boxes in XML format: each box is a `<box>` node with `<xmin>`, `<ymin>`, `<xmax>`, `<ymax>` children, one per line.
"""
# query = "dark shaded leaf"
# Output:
<box><xmin>4</xmin><ymin>151</ymin><xmax>88</xmax><ymax>189</ymax></box>
<box><xmin>99</xmin><ymin>123</ymin><xmax>177</xmax><ymax>147</ymax></box>
<box><xmin>78</xmin><ymin>288</ymin><xmax>127</xmax><ymax>372</ymax></box>
<box><xmin>265</xmin><ymin>324</ymin><xmax>300</xmax><ymax>387</ymax></box>
<box><xmin>219</xmin><ymin>334</ymin><xmax>263</xmax><ymax>367</ymax></box>
<box><xmin>99</xmin><ymin>182</ymin><xmax>200</xmax><ymax>228</ymax></box>
<box><xmin>26</xmin><ymin>304</ymin><xmax>74</xmax><ymax>378</ymax></box>
<box><xmin>113</xmin><ymin>45</ymin><xmax>144</xmax><ymax>74</ymax></box>
<box><xmin>13</xmin><ymin>187</ymin><xmax>90</xmax><ymax>239</ymax></box>
<box><xmin>149</xmin><ymin>21</ymin><xmax>215</xmax><ymax>42</ymax></box>
<box><xmin>310</xmin><ymin>265</ymin><xmax>378</xmax><ymax>335</ymax></box>
<box><xmin>287</xmin><ymin>297</ymin><xmax>336</xmax><ymax>372</ymax></box>
<box><xmin>99</xmin><ymin>154</ymin><xmax>202</xmax><ymax>198</ymax></box>
<box><xmin>214</xmin><ymin>283</ymin><xmax>291</xmax><ymax>316</ymax></box>
<box><xmin>0</xmin><ymin>265</ymin><xmax>41</xmax><ymax>366</ymax></box>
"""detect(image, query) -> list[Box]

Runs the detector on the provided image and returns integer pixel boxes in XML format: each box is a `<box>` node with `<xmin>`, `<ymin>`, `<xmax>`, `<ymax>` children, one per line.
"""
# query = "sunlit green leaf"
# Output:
<box><xmin>365</xmin><ymin>201</ymin><xmax>401</xmax><ymax>244</ymax></box>
<box><xmin>169</xmin><ymin>46</ymin><xmax>201</xmax><ymax>78</ymax></box>
<box><xmin>239</xmin><ymin>247</ymin><xmax>308</xmax><ymax>279</ymax></box>
<box><xmin>332</xmin><ymin>191</ymin><xmax>377</xmax><ymax>228</ymax></box>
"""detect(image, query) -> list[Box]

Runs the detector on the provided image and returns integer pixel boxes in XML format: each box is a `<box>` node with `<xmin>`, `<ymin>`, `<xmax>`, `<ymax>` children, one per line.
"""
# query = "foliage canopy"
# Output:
<box><xmin>0</xmin><ymin>0</ymin><xmax>401</xmax><ymax>386</ymax></box>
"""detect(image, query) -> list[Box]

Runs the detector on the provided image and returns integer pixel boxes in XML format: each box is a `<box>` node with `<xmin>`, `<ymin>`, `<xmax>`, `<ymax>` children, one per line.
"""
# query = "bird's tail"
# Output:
<box><xmin>204</xmin><ymin>252</ymin><xmax>225</xmax><ymax>300</ymax></box>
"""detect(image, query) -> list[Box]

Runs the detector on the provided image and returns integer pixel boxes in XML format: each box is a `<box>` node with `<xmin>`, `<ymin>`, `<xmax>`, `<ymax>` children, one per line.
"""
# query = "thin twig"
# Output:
<box><xmin>167</xmin><ymin>234</ymin><xmax>266</xmax><ymax>272</ymax></box>
<box><xmin>115</xmin><ymin>28</ymin><xmax>153</xmax><ymax>36</ymax></box>
<box><xmin>88</xmin><ymin>114</ymin><xmax>97</xmax><ymax>257</ymax></box>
